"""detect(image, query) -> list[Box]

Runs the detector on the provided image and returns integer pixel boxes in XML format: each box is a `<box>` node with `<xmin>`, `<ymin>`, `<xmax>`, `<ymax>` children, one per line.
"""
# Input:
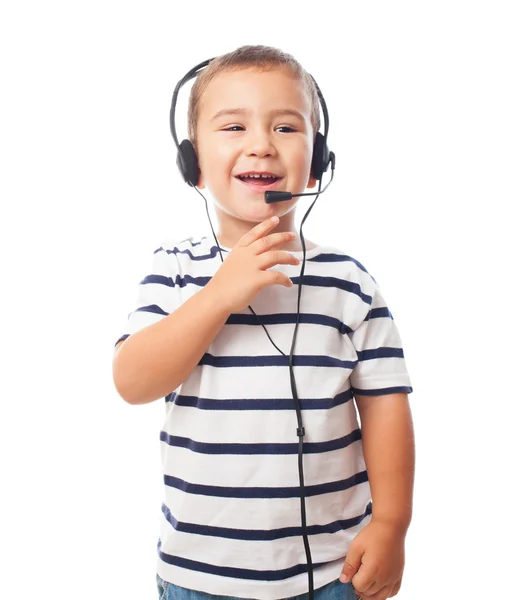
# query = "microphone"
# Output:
<box><xmin>265</xmin><ymin>191</ymin><xmax>293</xmax><ymax>203</ymax></box>
<box><xmin>264</xmin><ymin>152</ymin><xmax>335</xmax><ymax>204</ymax></box>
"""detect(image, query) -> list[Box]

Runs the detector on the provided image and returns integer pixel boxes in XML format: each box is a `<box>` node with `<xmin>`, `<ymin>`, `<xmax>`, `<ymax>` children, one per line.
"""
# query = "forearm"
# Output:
<box><xmin>112</xmin><ymin>282</ymin><xmax>231</xmax><ymax>405</ymax></box>
<box><xmin>355</xmin><ymin>393</ymin><xmax>415</xmax><ymax>532</ymax></box>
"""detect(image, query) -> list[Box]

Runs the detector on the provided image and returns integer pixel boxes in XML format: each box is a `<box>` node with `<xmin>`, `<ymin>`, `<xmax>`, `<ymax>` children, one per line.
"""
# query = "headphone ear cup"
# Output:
<box><xmin>311</xmin><ymin>131</ymin><xmax>331</xmax><ymax>181</ymax></box>
<box><xmin>177</xmin><ymin>139</ymin><xmax>199</xmax><ymax>187</ymax></box>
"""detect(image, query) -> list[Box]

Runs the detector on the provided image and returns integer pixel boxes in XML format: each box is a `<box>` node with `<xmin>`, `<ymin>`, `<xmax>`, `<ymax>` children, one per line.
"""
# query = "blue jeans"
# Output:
<box><xmin>156</xmin><ymin>573</ymin><xmax>358</xmax><ymax>600</ymax></box>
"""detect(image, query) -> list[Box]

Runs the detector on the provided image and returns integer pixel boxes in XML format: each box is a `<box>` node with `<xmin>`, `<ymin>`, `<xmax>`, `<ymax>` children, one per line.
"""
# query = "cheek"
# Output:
<box><xmin>198</xmin><ymin>140</ymin><xmax>234</xmax><ymax>175</ymax></box>
<box><xmin>287</xmin><ymin>140</ymin><xmax>313</xmax><ymax>168</ymax></box>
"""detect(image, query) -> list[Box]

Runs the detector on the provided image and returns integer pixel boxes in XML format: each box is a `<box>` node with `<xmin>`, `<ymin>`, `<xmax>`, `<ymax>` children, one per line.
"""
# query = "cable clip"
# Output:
<box><xmin>297</xmin><ymin>427</ymin><xmax>305</xmax><ymax>437</ymax></box>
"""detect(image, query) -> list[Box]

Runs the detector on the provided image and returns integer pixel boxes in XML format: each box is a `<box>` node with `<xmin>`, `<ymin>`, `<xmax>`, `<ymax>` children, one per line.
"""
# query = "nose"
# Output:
<box><xmin>245</xmin><ymin>127</ymin><xmax>277</xmax><ymax>158</ymax></box>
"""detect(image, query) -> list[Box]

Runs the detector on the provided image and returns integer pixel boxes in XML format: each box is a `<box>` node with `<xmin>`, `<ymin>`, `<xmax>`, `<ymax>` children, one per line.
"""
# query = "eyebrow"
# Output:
<box><xmin>210</xmin><ymin>108</ymin><xmax>306</xmax><ymax>122</ymax></box>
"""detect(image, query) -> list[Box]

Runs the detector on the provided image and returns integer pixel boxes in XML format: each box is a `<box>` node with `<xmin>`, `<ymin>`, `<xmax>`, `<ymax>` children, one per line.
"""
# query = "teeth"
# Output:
<box><xmin>241</xmin><ymin>174</ymin><xmax>277</xmax><ymax>179</ymax></box>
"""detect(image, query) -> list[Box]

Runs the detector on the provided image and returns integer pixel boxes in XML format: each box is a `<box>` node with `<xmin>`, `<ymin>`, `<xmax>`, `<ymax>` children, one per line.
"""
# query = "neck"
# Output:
<box><xmin>215</xmin><ymin>206</ymin><xmax>307</xmax><ymax>251</ymax></box>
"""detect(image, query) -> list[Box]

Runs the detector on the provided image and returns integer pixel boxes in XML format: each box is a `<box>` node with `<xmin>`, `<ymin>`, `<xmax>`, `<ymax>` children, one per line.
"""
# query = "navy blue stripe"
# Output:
<box><xmin>114</xmin><ymin>304</ymin><xmax>168</xmax><ymax>347</ymax></box>
<box><xmin>163</xmin><ymin>470</ymin><xmax>368</xmax><ymax>498</ymax></box>
<box><xmin>139</xmin><ymin>240</ymin><xmax>374</xmax><ymax>299</ymax></box>
<box><xmin>160</xmin><ymin>241</ymin><xmax>375</xmax><ymax>284</ymax></box>
<box><xmin>199</xmin><ymin>353</ymin><xmax>358</xmax><ymax>369</ymax></box>
<box><xmin>133</xmin><ymin>303</ymin><xmax>169</xmax><ymax>316</ymax></box>
<box><xmin>312</xmin><ymin>252</ymin><xmax>371</xmax><ymax>275</ymax></box>
<box><xmin>135</xmin><ymin>258</ymin><xmax>373</xmax><ymax>306</ymax></box>
<box><xmin>156</xmin><ymin>237</ymin><xmax>204</xmax><ymax>257</ymax></box>
<box><xmin>168</xmin><ymin>273</ymin><xmax>372</xmax><ymax>305</ymax></box>
<box><xmin>160</xmin><ymin>244</ymin><xmax>222</xmax><ymax>261</ymax></box>
<box><xmin>161</xmin><ymin>501</ymin><xmax>372</xmax><ymax>541</ymax></box>
<box><xmin>157</xmin><ymin>539</ymin><xmax>329</xmax><ymax>581</ymax></box>
<box><xmin>114</xmin><ymin>334</ymin><xmax>130</xmax><ymax>347</ymax></box>
<box><xmin>140</xmin><ymin>274</ymin><xmax>175</xmax><ymax>287</ymax></box>
<box><xmin>366</xmin><ymin>307</ymin><xmax>392</xmax><ymax>320</ymax></box>
<box><xmin>159</xmin><ymin>428</ymin><xmax>361</xmax><ymax>455</ymax></box>
<box><xmin>174</xmin><ymin>273</ymin><xmax>212</xmax><ymax>288</ymax></box>
<box><xmin>291</xmin><ymin>275</ymin><xmax>372</xmax><ymax>303</ymax></box>
<box><xmin>120</xmin><ymin>309</ymin><xmax>354</xmax><ymax>340</ymax></box>
<box><xmin>357</xmin><ymin>347</ymin><xmax>404</xmax><ymax>361</ymax></box>
<box><xmin>352</xmin><ymin>386</ymin><xmax>413</xmax><ymax>396</ymax></box>
<box><xmin>207</xmin><ymin>243</ymin><xmax>374</xmax><ymax>278</ymax></box>
<box><xmin>166</xmin><ymin>388</ymin><xmax>354</xmax><ymax>409</ymax></box>
<box><xmin>227</xmin><ymin>312</ymin><xmax>353</xmax><ymax>335</ymax></box>
<box><xmin>125</xmin><ymin>306</ymin><xmax>356</xmax><ymax>336</ymax></box>
<box><xmin>131</xmin><ymin>264</ymin><xmax>374</xmax><ymax>309</ymax></box>
<box><xmin>156</xmin><ymin>239</ymin><xmax>204</xmax><ymax>256</ymax></box>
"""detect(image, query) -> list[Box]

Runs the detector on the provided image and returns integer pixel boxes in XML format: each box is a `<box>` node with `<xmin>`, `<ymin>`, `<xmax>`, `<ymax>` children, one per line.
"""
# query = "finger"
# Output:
<box><xmin>353</xmin><ymin>588</ymin><xmax>365</xmax><ymax>600</ymax></box>
<box><xmin>237</xmin><ymin>217</ymin><xmax>279</xmax><ymax>247</ymax></box>
<box><xmin>258</xmin><ymin>250</ymin><xmax>300</xmax><ymax>270</ymax></box>
<box><xmin>265</xmin><ymin>269</ymin><xmax>294</xmax><ymax>288</ymax></box>
<box><xmin>362</xmin><ymin>579</ymin><xmax>383</xmax><ymax>595</ymax></box>
<box><xmin>351</xmin><ymin>566</ymin><xmax>376</xmax><ymax>595</ymax></box>
<box><xmin>355</xmin><ymin>585</ymin><xmax>392</xmax><ymax>600</ymax></box>
<box><xmin>388</xmin><ymin>580</ymin><xmax>401</xmax><ymax>597</ymax></box>
<box><xmin>340</xmin><ymin>546</ymin><xmax>363</xmax><ymax>583</ymax></box>
<box><xmin>352</xmin><ymin>580</ymin><xmax>373</xmax><ymax>597</ymax></box>
<box><xmin>362</xmin><ymin>581</ymin><xmax>391</xmax><ymax>600</ymax></box>
<box><xmin>251</xmin><ymin>231</ymin><xmax>297</xmax><ymax>255</ymax></box>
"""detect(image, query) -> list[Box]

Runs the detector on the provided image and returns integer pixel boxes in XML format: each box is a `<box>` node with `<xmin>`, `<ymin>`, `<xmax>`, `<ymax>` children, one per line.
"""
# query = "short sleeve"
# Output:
<box><xmin>348</xmin><ymin>282</ymin><xmax>413</xmax><ymax>396</ymax></box>
<box><xmin>114</xmin><ymin>242</ymin><xmax>182</xmax><ymax>348</ymax></box>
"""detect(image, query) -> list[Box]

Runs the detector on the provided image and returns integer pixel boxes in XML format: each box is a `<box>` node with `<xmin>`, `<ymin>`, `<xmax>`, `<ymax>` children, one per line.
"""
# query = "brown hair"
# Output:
<box><xmin>187</xmin><ymin>45</ymin><xmax>321</xmax><ymax>147</ymax></box>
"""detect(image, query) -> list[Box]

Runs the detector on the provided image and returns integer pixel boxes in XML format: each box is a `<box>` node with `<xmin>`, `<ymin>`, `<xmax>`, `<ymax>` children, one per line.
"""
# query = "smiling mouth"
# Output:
<box><xmin>236</xmin><ymin>173</ymin><xmax>283</xmax><ymax>193</ymax></box>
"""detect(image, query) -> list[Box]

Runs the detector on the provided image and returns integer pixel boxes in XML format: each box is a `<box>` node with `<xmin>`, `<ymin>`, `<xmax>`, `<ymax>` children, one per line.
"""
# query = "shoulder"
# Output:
<box><xmin>312</xmin><ymin>246</ymin><xmax>382</xmax><ymax>332</ymax></box>
<box><xmin>152</xmin><ymin>234</ymin><xmax>217</xmax><ymax>273</ymax></box>
<box><xmin>153</xmin><ymin>234</ymin><xmax>204</xmax><ymax>253</ymax></box>
<box><xmin>317</xmin><ymin>245</ymin><xmax>377</xmax><ymax>287</ymax></box>
<box><xmin>152</xmin><ymin>234</ymin><xmax>212</xmax><ymax>259</ymax></box>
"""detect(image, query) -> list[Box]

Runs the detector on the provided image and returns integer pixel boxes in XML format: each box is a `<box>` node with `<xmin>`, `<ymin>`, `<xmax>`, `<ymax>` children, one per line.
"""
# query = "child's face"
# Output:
<box><xmin>195</xmin><ymin>67</ymin><xmax>317</xmax><ymax>224</ymax></box>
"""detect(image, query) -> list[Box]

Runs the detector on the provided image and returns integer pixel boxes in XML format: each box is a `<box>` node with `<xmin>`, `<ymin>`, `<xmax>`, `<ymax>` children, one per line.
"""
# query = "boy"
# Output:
<box><xmin>112</xmin><ymin>45</ymin><xmax>414</xmax><ymax>600</ymax></box>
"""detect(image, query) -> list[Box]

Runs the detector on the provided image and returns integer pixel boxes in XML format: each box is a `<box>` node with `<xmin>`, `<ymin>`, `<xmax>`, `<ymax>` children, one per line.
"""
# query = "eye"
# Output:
<box><xmin>222</xmin><ymin>125</ymin><xmax>244</xmax><ymax>132</ymax></box>
<box><xmin>276</xmin><ymin>125</ymin><xmax>297</xmax><ymax>133</ymax></box>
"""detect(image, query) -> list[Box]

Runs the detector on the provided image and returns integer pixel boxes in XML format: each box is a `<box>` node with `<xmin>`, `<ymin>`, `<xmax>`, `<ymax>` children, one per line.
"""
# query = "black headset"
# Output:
<box><xmin>169</xmin><ymin>56</ymin><xmax>336</xmax><ymax>600</ymax></box>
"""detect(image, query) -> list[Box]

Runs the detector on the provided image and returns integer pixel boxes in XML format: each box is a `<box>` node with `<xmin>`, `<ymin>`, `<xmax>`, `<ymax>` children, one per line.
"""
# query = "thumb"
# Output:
<box><xmin>340</xmin><ymin>544</ymin><xmax>363</xmax><ymax>584</ymax></box>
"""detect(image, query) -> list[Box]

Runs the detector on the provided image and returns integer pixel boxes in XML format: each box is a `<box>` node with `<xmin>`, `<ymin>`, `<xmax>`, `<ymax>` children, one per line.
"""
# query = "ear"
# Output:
<box><xmin>307</xmin><ymin>173</ymin><xmax>317</xmax><ymax>189</ymax></box>
<box><xmin>196</xmin><ymin>169</ymin><xmax>205</xmax><ymax>189</ymax></box>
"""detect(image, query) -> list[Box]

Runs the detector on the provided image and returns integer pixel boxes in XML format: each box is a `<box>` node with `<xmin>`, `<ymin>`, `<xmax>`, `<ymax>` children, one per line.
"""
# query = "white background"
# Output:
<box><xmin>1</xmin><ymin>1</ymin><xmax>517</xmax><ymax>598</ymax></box>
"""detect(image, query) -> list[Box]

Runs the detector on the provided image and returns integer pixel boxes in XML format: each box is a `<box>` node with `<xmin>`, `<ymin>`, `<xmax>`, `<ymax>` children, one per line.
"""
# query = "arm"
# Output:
<box><xmin>355</xmin><ymin>392</ymin><xmax>415</xmax><ymax>532</ymax></box>
<box><xmin>112</xmin><ymin>282</ymin><xmax>231</xmax><ymax>405</ymax></box>
<box><xmin>339</xmin><ymin>392</ymin><xmax>414</xmax><ymax>595</ymax></box>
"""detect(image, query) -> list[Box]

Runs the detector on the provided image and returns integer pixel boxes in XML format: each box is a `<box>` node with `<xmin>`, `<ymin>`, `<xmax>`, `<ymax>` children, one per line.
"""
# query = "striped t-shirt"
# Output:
<box><xmin>114</xmin><ymin>234</ymin><xmax>413</xmax><ymax>600</ymax></box>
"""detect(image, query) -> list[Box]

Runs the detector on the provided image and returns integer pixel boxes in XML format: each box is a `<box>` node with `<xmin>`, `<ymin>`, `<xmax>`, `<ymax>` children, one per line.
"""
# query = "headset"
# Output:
<box><xmin>170</xmin><ymin>56</ymin><xmax>336</xmax><ymax>600</ymax></box>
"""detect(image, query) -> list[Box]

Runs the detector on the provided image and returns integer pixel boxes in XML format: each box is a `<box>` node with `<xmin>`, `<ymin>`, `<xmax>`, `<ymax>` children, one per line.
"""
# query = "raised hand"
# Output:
<box><xmin>207</xmin><ymin>217</ymin><xmax>301</xmax><ymax>313</ymax></box>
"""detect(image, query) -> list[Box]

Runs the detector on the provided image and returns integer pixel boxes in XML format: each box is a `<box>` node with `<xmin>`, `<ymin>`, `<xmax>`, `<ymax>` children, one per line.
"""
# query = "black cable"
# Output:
<box><xmin>193</xmin><ymin>185</ymin><xmax>286</xmax><ymax>357</ymax></box>
<box><xmin>171</xmin><ymin>58</ymin><xmax>334</xmax><ymax>600</ymax></box>
<box><xmin>194</xmin><ymin>171</ymin><xmax>327</xmax><ymax>600</ymax></box>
